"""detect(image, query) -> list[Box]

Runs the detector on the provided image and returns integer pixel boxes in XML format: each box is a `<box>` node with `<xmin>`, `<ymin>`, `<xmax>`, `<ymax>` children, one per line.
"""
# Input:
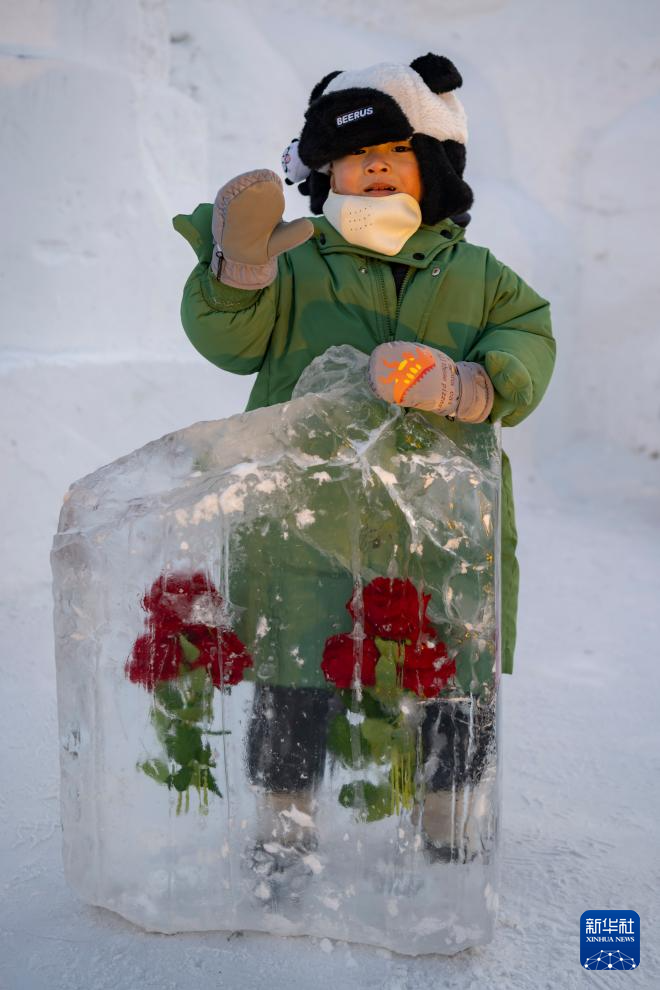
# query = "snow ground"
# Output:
<box><xmin>2</xmin><ymin>0</ymin><xmax>660</xmax><ymax>986</ymax></box>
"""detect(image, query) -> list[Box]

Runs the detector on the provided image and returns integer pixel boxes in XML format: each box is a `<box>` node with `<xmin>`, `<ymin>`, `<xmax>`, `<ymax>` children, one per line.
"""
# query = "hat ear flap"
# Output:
<box><xmin>410</xmin><ymin>53</ymin><xmax>463</xmax><ymax>93</ymax></box>
<box><xmin>298</xmin><ymin>170</ymin><xmax>331</xmax><ymax>214</ymax></box>
<box><xmin>309</xmin><ymin>70</ymin><xmax>343</xmax><ymax>104</ymax></box>
<box><xmin>442</xmin><ymin>139</ymin><xmax>466</xmax><ymax>176</ymax></box>
<box><xmin>411</xmin><ymin>134</ymin><xmax>473</xmax><ymax>225</ymax></box>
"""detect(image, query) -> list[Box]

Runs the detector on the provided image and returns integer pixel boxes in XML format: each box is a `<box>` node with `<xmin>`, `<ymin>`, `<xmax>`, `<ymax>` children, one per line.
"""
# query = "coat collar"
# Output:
<box><xmin>310</xmin><ymin>214</ymin><xmax>465</xmax><ymax>267</ymax></box>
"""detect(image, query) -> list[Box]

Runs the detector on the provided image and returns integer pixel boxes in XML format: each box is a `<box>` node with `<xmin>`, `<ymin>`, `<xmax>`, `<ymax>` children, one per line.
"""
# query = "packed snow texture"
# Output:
<box><xmin>52</xmin><ymin>348</ymin><xmax>500</xmax><ymax>952</ymax></box>
<box><xmin>1</xmin><ymin>0</ymin><xmax>659</xmax><ymax>987</ymax></box>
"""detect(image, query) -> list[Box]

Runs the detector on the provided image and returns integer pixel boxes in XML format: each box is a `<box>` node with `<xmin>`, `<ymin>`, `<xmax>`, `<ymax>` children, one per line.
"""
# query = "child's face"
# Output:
<box><xmin>330</xmin><ymin>141</ymin><xmax>422</xmax><ymax>202</ymax></box>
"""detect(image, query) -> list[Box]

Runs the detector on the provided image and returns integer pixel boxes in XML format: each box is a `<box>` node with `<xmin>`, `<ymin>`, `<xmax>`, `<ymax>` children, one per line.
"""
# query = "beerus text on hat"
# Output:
<box><xmin>281</xmin><ymin>53</ymin><xmax>473</xmax><ymax>226</ymax></box>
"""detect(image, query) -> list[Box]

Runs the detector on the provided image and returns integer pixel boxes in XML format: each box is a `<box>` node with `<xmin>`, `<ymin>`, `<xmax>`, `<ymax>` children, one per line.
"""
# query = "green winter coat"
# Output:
<box><xmin>174</xmin><ymin>206</ymin><xmax>555</xmax><ymax>675</ymax></box>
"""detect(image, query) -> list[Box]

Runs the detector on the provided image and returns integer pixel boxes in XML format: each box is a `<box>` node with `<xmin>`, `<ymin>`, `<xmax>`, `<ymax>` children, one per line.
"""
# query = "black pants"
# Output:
<box><xmin>419</xmin><ymin>697</ymin><xmax>495</xmax><ymax>790</ymax></box>
<box><xmin>246</xmin><ymin>685</ymin><xmax>333</xmax><ymax>792</ymax></box>
<box><xmin>246</xmin><ymin>685</ymin><xmax>495</xmax><ymax>793</ymax></box>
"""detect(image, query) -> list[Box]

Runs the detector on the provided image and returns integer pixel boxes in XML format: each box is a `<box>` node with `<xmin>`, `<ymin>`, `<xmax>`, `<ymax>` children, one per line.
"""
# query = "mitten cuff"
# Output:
<box><xmin>210</xmin><ymin>245</ymin><xmax>278</xmax><ymax>290</ymax></box>
<box><xmin>201</xmin><ymin>265</ymin><xmax>262</xmax><ymax>311</ymax></box>
<box><xmin>455</xmin><ymin>362</ymin><xmax>495</xmax><ymax>423</ymax></box>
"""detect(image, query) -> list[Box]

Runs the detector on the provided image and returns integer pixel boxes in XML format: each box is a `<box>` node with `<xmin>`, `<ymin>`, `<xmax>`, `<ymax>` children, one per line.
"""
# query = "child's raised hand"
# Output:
<box><xmin>368</xmin><ymin>341</ymin><xmax>494</xmax><ymax>424</ymax></box>
<box><xmin>211</xmin><ymin>169</ymin><xmax>314</xmax><ymax>290</ymax></box>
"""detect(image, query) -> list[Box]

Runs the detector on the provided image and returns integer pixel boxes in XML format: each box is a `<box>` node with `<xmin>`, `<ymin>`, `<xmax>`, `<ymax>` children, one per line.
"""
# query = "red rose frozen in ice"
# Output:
<box><xmin>348</xmin><ymin>577</ymin><xmax>433</xmax><ymax>642</ymax></box>
<box><xmin>125</xmin><ymin>627</ymin><xmax>184</xmax><ymax>690</ymax></box>
<box><xmin>126</xmin><ymin>571</ymin><xmax>252</xmax><ymax>690</ymax></box>
<box><xmin>141</xmin><ymin>571</ymin><xmax>224</xmax><ymax>626</ymax></box>
<box><xmin>401</xmin><ymin>638</ymin><xmax>455</xmax><ymax>699</ymax></box>
<box><xmin>193</xmin><ymin>627</ymin><xmax>253</xmax><ymax>688</ymax></box>
<box><xmin>321</xmin><ymin>634</ymin><xmax>379</xmax><ymax>689</ymax></box>
<box><xmin>126</xmin><ymin>623</ymin><xmax>252</xmax><ymax>691</ymax></box>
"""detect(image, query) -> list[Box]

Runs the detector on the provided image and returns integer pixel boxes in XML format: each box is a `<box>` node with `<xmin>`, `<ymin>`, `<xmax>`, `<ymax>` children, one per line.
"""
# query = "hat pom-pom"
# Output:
<box><xmin>281</xmin><ymin>138</ymin><xmax>311</xmax><ymax>185</ymax></box>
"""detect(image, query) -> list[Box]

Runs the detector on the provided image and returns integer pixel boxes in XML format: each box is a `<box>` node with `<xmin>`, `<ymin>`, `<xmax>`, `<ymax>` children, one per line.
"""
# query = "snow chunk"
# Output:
<box><xmin>231</xmin><ymin>462</ymin><xmax>258</xmax><ymax>478</ymax></box>
<box><xmin>174</xmin><ymin>493</ymin><xmax>223</xmax><ymax>523</ymax></box>
<box><xmin>303</xmin><ymin>853</ymin><xmax>324</xmax><ymax>876</ymax></box>
<box><xmin>218</xmin><ymin>485</ymin><xmax>244</xmax><ymax>514</ymax></box>
<box><xmin>372</xmin><ymin>465</ymin><xmax>398</xmax><ymax>486</ymax></box>
<box><xmin>295</xmin><ymin>508</ymin><xmax>315</xmax><ymax>528</ymax></box>
<box><xmin>255</xmin><ymin>616</ymin><xmax>270</xmax><ymax>639</ymax></box>
<box><xmin>255</xmin><ymin>470</ymin><xmax>288</xmax><ymax>493</ymax></box>
<box><xmin>281</xmin><ymin>804</ymin><xmax>315</xmax><ymax>829</ymax></box>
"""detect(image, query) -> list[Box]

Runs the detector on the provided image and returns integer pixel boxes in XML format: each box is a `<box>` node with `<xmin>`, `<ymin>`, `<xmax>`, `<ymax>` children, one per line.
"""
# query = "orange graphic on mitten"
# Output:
<box><xmin>379</xmin><ymin>346</ymin><xmax>436</xmax><ymax>404</ymax></box>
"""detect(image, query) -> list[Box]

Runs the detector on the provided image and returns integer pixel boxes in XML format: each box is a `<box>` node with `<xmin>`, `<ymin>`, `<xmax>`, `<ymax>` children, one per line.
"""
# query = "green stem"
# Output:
<box><xmin>390</xmin><ymin>743</ymin><xmax>415</xmax><ymax>815</ymax></box>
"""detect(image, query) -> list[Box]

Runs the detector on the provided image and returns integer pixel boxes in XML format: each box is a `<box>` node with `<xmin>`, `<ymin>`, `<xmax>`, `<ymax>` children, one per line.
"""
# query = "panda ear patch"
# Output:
<box><xmin>309</xmin><ymin>70</ymin><xmax>343</xmax><ymax>104</ymax></box>
<box><xmin>410</xmin><ymin>53</ymin><xmax>463</xmax><ymax>93</ymax></box>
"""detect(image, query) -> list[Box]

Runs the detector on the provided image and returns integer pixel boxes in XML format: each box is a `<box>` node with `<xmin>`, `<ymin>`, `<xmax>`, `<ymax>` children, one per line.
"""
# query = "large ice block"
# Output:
<box><xmin>51</xmin><ymin>346</ymin><xmax>502</xmax><ymax>954</ymax></box>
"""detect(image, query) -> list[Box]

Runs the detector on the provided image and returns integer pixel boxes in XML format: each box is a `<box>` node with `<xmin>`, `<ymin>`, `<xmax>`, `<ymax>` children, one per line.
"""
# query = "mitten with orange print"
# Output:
<box><xmin>368</xmin><ymin>341</ymin><xmax>494</xmax><ymax>424</ymax></box>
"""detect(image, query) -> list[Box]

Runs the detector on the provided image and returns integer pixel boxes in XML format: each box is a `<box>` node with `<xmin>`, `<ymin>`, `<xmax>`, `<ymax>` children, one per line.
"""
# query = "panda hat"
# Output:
<box><xmin>281</xmin><ymin>53</ymin><xmax>473</xmax><ymax>226</ymax></box>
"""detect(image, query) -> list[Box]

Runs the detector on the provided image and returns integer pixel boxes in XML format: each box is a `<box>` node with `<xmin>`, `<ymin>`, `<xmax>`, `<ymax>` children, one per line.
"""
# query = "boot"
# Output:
<box><xmin>419</xmin><ymin>783</ymin><xmax>493</xmax><ymax>864</ymax></box>
<box><xmin>246</xmin><ymin>790</ymin><xmax>319</xmax><ymax>905</ymax></box>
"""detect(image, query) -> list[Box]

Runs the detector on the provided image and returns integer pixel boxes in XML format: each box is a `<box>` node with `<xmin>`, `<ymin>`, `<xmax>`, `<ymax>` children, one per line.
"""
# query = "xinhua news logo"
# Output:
<box><xmin>580</xmin><ymin>910</ymin><xmax>640</xmax><ymax>970</ymax></box>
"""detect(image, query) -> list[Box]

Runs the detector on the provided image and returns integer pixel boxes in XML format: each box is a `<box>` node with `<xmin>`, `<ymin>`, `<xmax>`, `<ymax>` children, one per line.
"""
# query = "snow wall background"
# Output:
<box><xmin>1</xmin><ymin>1</ymin><xmax>659</xmax><ymax>988</ymax></box>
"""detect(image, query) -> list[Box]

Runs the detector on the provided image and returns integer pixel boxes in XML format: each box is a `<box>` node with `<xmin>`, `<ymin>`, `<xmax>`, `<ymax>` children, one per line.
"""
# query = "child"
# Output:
<box><xmin>174</xmin><ymin>54</ymin><xmax>555</xmax><ymax>877</ymax></box>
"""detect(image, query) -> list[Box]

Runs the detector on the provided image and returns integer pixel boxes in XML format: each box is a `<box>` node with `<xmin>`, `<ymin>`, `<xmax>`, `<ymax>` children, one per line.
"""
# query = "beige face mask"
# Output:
<box><xmin>322</xmin><ymin>190</ymin><xmax>422</xmax><ymax>256</ymax></box>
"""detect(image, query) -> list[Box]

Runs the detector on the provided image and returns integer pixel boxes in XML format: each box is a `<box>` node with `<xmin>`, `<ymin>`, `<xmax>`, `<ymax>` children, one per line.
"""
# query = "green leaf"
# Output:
<box><xmin>360</xmin><ymin>689</ymin><xmax>389</xmax><ymax>720</ymax></box>
<box><xmin>375</xmin><ymin>655</ymin><xmax>397</xmax><ymax>688</ymax></box>
<box><xmin>187</xmin><ymin>665</ymin><xmax>211</xmax><ymax>694</ymax></box>
<box><xmin>139</xmin><ymin>758</ymin><xmax>170</xmax><ymax>785</ymax></box>
<box><xmin>154</xmin><ymin>681</ymin><xmax>185</xmax><ymax>714</ymax></box>
<box><xmin>327</xmin><ymin>713</ymin><xmax>368</xmax><ymax>767</ymax></box>
<box><xmin>205</xmin><ymin>769</ymin><xmax>223</xmax><ymax>798</ymax></box>
<box><xmin>176</xmin><ymin>703</ymin><xmax>206</xmax><ymax>723</ymax></box>
<box><xmin>374</xmin><ymin>638</ymin><xmax>406</xmax><ymax>666</ymax></box>
<box><xmin>338</xmin><ymin>780</ymin><xmax>393</xmax><ymax>822</ymax></box>
<box><xmin>373</xmin><ymin>655</ymin><xmax>401</xmax><ymax>705</ymax></box>
<box><xmin>360</xmin><ymin>718</ymin><xmax>394</xmax><ymax>762</ymax></box>
<box><xmin>198</xmin><ymin>743</ymin><xmax>216</xmax><ymax>769</ymax></box>
<box><xmin>339</xmin><ymin>689</ymin><xmax>353</xmax><ymax>709</ymax></box>
<box><xmin>166</xmin><ymin>723</ymin><xmax>205</xmax><ymax>766</ymax></box>
<box><xmin>171</xmin><ymin>765</ymin><xmax>193</xmax><ymax>792</ymax></box>
<box><xmin>150</xmin><ymin>707</ymin><xmax>173</xmax><ymax>742</ymax></box>
<box><xmin>391</xmin><ymin>722</ymin><xmax>416</xmax><ymax>752</ymax></box>
<box><xmin>178</xmin><ymin>634</ymin><xmax>201</xmax><ymax>664</ymax></box>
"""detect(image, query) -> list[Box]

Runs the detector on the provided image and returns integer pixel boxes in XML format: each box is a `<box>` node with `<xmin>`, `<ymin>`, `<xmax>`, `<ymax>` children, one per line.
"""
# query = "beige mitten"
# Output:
<box><xmin>211</xmin><ymin>169</ymin><xmax>314</xmax><ymax>289</ymax></box>
<box><xmin>368</xmin><ymin>341</ymin><xmax>494</xmax><ymax>424</ymax></box>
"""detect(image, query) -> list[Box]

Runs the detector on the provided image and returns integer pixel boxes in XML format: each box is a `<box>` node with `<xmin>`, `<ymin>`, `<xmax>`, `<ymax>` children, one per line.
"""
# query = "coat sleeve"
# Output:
<box><xmin>173</xmin><ymin>204</ymin><xmax>280</xmax><ymax>376</ymax></box>
<box><xmin>465</xmin><ymin>252</ymin><xmax>556</xmax><ymax>427</ymax></box>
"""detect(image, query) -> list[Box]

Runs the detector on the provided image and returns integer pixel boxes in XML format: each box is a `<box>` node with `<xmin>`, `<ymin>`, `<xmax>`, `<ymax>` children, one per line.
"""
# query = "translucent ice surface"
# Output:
<box><xmin>51</xmin><ymin>346</ymin><xmax>501</xmax><ymax>954</ymax></box>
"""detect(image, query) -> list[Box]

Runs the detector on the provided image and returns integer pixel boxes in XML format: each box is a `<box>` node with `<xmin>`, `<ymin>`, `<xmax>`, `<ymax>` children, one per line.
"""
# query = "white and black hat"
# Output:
<box><xmin>281</xmin><ymin>53</ymin><xmax>473</xmax><ymax>226</ymax></box>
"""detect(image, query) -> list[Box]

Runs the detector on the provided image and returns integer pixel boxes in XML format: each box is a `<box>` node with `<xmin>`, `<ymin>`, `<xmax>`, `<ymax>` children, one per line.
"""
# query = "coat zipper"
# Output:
<box><xmin>370</xmin><ymin>259</ymin><xmax>414</xmax><ymax>341</ymax></box>
<box><xmin>370</xmin><ymin>259</ymin><xmax>394</xmax><ymax>341</ymax></box>
<box><xmin>395</xmin><ymin>267</ymin><xmax>414</xmax><ymax>329</ymax></box>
